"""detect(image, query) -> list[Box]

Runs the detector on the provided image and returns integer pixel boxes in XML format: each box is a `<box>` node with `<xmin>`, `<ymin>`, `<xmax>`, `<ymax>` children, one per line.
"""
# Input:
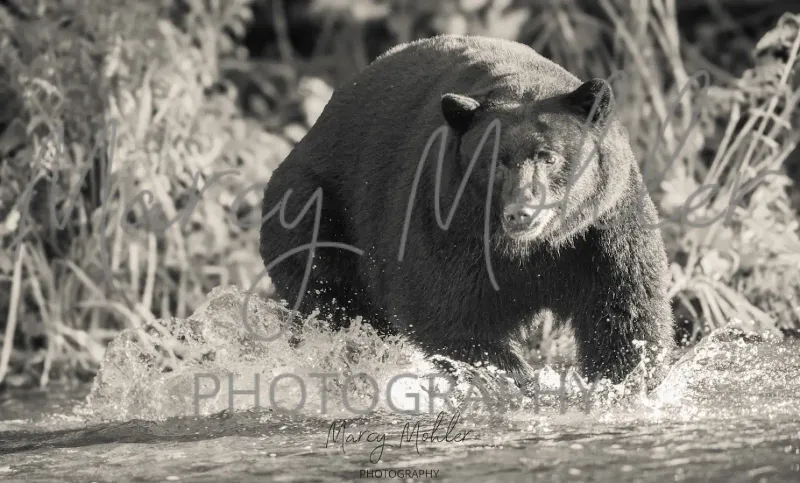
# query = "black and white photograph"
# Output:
<box><xmin>1</xmin><ymin>0</ymin><xmax>799</xmax><ymax>481</ymax></box>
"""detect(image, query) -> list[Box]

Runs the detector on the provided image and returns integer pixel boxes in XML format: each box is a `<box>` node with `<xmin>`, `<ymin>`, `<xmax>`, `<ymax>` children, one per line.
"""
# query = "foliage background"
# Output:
<box><xmin>1</xmin><ymin>0</ymin><xmax>799</xmax><ymax>388</ymax></box>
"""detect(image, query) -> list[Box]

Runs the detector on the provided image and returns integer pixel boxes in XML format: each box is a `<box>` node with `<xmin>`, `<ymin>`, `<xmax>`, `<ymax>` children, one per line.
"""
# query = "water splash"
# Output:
<box><xmin>4</xmin><ymin>287</ymin><xmax>799</xmax><ymax>481</ymax></box>
<box><xmin>83</xmin><ymin>285</ymin><xmax>799</xmax><ymax>426</ymax></box>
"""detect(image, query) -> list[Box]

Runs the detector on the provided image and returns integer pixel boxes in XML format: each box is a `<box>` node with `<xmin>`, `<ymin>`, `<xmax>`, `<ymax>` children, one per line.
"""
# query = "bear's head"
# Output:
<box><xmin>440</xmin><ymin>78</ymin><xmax>634</xmax><ymax>249</ymax></box>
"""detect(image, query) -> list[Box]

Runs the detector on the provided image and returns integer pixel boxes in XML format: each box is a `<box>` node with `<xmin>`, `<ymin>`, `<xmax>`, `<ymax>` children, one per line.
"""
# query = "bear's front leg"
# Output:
<box><xmin>563</xmin><ymin>187</ymin><xmax>677</xmax><ymax>390</ymax></box>
<box><xmin>569</xmin><ymin>280</ymin><xmax>674</xmax><ymax>390</ymax></box>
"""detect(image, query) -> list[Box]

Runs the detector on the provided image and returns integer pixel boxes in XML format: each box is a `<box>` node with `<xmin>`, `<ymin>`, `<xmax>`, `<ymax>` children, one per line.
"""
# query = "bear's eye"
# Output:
<box><xmin>533</xmin><ymin>149</ymin><xmax>558</xmax><ymax>165</ymax></box>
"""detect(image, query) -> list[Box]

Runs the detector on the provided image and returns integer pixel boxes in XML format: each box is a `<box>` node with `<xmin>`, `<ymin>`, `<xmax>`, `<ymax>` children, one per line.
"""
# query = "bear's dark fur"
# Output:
<box><xmin>260</xmin><ymin>35</ymin><xmax>675</xmax><ymax>389</ymax></box>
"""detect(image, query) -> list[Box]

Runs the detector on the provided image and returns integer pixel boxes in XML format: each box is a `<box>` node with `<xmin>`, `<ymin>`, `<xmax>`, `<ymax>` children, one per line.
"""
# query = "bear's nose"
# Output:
<box><xmin>503</xmin><ymin>204</ymin><xmax>536</xmax><ymax>228</ymax></box>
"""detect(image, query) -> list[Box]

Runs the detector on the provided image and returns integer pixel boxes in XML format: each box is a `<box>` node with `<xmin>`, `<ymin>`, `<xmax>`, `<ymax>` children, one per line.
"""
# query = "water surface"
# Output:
<box><xmin>1</xmin><ymin>287</ymin><xmax>798</xmax><ymax>482</ymax></box>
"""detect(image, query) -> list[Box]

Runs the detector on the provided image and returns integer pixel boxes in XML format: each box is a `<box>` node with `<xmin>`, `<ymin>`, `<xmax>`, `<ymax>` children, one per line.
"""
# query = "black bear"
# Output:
<box><xmin>259</xmin><ymin>35</ymin><xmax>675</xmax><ymax>390</ymax></box>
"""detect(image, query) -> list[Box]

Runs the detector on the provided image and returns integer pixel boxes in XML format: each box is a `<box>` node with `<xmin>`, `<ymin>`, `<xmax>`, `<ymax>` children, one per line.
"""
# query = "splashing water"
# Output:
<box><xmin>1</xmin><ymin>285</ymin><xmax>799</xmax><ymax>482</ymax></box>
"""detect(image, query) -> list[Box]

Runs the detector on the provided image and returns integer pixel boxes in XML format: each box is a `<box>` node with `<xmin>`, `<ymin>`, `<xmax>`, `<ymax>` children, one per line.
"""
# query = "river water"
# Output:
<box><xmin>0</xmin><ymin>286</ymin><xmax>798</xmax><ymax>482</ymax></box>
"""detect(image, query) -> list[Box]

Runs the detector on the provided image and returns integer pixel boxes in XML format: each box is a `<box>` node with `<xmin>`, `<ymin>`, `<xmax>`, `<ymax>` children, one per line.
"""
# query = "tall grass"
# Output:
<box><xmin>0</xmin><ymin>0</ymin><xmax>285</xmax><ymax>386</ymax></box>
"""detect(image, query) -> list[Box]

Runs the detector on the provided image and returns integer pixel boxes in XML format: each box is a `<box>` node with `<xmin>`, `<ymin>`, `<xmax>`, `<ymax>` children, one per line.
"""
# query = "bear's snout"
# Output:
<box><xmin>501</xmin><ymin>202</ymin><xmax>548</xmax><ymax>237</ymax></box>
<box><xmin>503</xmin><ymin>203</ymin><xmax>537</xmax><ymax>228</ymax></box>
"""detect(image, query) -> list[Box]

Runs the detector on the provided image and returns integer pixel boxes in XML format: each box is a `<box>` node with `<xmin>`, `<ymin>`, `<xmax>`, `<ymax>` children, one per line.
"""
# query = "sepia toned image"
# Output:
<box><xmin>0</xmin><ymin>0</ymin><xmax>799</xmax><ymax>481</ymax></box>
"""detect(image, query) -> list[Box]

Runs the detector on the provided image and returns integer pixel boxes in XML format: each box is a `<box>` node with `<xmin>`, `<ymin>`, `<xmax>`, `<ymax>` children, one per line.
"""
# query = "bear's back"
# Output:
<box><xmin>369</xmin><ymin>34</ymin><xmax>582</xmax><ymax>102</ymax></box>
<box><xmin>294</xmin><ymin>35</ymin><xmax>586</xmax><ymax>180</ymax></box>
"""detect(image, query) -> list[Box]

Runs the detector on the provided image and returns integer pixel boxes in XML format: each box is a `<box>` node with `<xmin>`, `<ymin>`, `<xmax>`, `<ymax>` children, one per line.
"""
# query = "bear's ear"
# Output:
<box><xmin>441</xmin><ymin>93</ymin><xmax>481</xmax><ymax>132</ymax></box>
<box><xmin>566</xmin><ymin>79</ymin><xmax>614</xmax><ymax>124</ymax></box>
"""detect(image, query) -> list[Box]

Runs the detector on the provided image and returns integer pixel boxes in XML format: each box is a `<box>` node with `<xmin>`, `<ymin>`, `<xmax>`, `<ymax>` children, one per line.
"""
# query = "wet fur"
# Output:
<box><xmin>260</xmin><ymin>35</ymin><xmax>675</xmax><ymax>389</ymax></box>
